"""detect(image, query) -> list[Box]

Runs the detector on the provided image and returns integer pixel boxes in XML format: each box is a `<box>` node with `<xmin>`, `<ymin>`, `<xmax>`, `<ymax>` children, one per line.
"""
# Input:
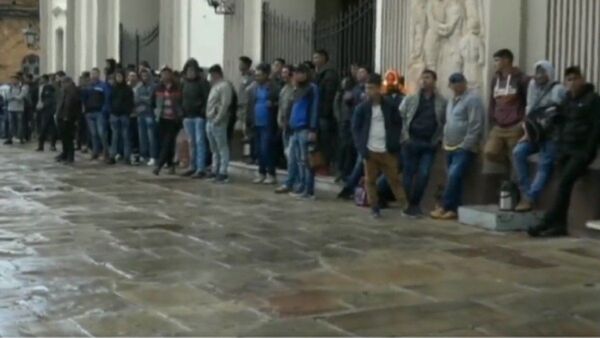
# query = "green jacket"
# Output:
<box><xmin>399</xmin><ymin>90</ymin><xmax>447</xmax><ymax>145</ymax></box>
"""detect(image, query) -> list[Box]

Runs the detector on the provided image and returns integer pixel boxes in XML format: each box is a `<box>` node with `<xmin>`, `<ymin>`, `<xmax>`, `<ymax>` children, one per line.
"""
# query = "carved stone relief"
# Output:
<box><xmin>407</xmin><ymin>0</ymin><xmax>486</xmax><ymax>95</ymax></box>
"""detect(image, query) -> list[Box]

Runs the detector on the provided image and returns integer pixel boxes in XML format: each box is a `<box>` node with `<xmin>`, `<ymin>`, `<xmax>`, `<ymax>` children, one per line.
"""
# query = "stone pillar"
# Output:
<box><xmin>243</xmin><ymin>0</ymin><xmax>263</xmax><ymax>63</ymax></box>
<box><xmin>39</xmin><ymin>0</ymin><xmax>51</xmax><ymax>73</ymax></box>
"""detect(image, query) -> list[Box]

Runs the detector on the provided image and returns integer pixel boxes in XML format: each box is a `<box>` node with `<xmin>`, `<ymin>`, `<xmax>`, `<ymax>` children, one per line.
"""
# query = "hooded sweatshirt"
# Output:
<box><xmin>489</xmin><ymin>67</ymin><xmax>529</xmax><ymax>128</ymax></box>
<box><xmin>111</xmin><ymin>81</ymin><xmax>135</xmax><ymax>116</ymax></box>
<box><xmin>556</xmin><ymin>84</ymin><xmax>600</xmax><ymax>159</ymax></box>
<box><xmin>526</xmin><ymin>61</ymin><xmax>566</xmax><ymax>115</ymax></box>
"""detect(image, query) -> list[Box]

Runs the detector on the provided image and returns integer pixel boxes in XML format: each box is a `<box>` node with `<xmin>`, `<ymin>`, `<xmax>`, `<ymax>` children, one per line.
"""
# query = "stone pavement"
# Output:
<box><xmin>1</xmin><ymin>146</ymin><xmax>600</xmax><ymax>337</ymax></box>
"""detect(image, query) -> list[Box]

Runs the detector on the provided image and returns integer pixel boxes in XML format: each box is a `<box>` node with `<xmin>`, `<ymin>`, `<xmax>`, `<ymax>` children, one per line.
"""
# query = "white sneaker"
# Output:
<box><xmin>115</xmin><ymin>154</ymin><xmax>122</xmax><ymax>161</ymax></box>
<box><xmin>263</xmin><ymin>176</ymin><xmax>277</xmax><ymax>185</ymax></box>
<box><xmin>147</xmin><ymin>158</ymin><xmax>156</xmax><ymax>167</ymax></box>
<box><xmin>253</xmin><ymin>175</ymin><xmax>266</xmax><ymax>184</ymax></box>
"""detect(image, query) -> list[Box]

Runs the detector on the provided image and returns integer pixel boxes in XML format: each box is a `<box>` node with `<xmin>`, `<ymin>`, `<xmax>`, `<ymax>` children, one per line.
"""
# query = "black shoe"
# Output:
<box><xmin>371</xmin><ymin>208</ymin><xmax>382</xmax><ymax>219</ymax></box>
<box><xmin>337</xmin><ymin>188</ymin><xmax>353</xmax><ymax>200</ymax></box>
<box><xmin>528</xmin><ymin>222</ymin><xmax>553</xmax><ymax>238</ymax></box>
<box><xmin>168</xmin><ymin>166</ymin><xmax>176</xmax><ymax>175</ymax></box>
<box><xmin>182</xmin><ymin>169</ymin><xmax>196</xmax><ymax>177</ymax></box>
<box><xmin>19</xmin><ymin>139</ymin><xmax>25</xmax><ymax>144</ymax></box>
<box><xmin>191</xmin><ymin>172</ymin><xmax>206</xmax><ymax>179</ymax></box>
<box><xmin>153</xmin><ymin>167</ymin><xmax>161</xmax><ymax>176</ymax></box>
<box><xmin>50</xmin><ymin>146</ymin><xmax>57</xmax><ymax>152</ymax></box>
<box><xmin>35</xmin><ymin>147</ymin><xmax>44</xmax><ymax>152</ymax></box>
<box><xmin>106</xmin><ymin>158</ymin><xmax>117</xmax><ymax>165</ymax></box>
<box><xmin>55</xmin><ymin>155</ymin><xmax>66</xmax><ymax>162</ymax></box>
<box><xmin>4</xmin><ymin>140</ymin><xmax>13</xmax><ymax>145</ymax></box>
<box><xmin>539</xmin><ymin>227</ymin><xmax>569</xmax><ymax>238</ymax></box>
<box><xmin>404</xmin><ymin>205</ymin><xmax>423</xmax><ymax>218</ymax></box>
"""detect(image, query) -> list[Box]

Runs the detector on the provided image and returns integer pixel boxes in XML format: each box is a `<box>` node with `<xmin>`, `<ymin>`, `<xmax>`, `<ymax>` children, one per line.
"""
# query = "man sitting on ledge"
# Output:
<box><xmin>528</xmin><ymin>66</ymin><xmax>600</xmax><ymax>238</ymax></box>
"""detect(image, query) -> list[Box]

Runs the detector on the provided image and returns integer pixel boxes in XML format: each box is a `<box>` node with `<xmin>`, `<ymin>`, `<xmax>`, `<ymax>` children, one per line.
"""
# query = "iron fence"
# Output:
<box><xmin>119</xmin><ymin>24</ymin><xmax>160</xmax><ymax>68</ymax></box>
<box><xmin>262</xmin><ymin>0</ymin><xmax>375</xmax><ymax>76</ymax></box>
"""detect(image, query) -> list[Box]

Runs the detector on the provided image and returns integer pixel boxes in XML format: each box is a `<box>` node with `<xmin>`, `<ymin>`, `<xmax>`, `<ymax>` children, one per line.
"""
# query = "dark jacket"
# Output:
<box><xmin>82</xmin><ymin>80</ymin><xmax>111</xmax><ymax>116</ymax></box>
<box><xmin>56</xmin><ymin>83</ymin><xmax>82</xmax><ymax>121</ymax></box>
<box><xmin>39</xmin><ymin>84</ymin><xmax>57</xmax><ymax>112</ymax></box>
<box><xmin>181</xmin><ymin>77</ymin><xmax>210</xmax><ymax>119</ymax></box>
<box><xmin>556</xmin><ymin>84</ymin><xmax>600</xmax><ymax>160</ymax></box>
<box><xmin>110</xmin><ymin>83</ymin><xmax>135</xmax><ymax>116</ymax></box>
<box><xmin>246</xmin><ymin>80</ymin><xmax>280</xmax><ymax>130</ymax></box>
<box><xmin>352</xmin><ymin>98</ymin><xmax>402</xmax><ymax>159</ymax></box>
<box><xmin>315</xmin><ymin>64</ymin><xmax>340</xmax><ymax>121</ymax></box>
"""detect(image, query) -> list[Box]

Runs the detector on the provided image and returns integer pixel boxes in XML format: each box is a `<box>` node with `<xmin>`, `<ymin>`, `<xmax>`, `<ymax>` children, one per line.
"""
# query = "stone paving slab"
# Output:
<box><xmin>1</xmin><ymin>145</ymin><xmax>600</xmax><ymax>336</ymax></box>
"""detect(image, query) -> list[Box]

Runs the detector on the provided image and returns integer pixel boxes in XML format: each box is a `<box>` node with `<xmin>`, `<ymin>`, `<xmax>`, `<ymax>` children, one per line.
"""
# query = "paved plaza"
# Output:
<box><xmin>0</xmin><ymin>146</ymin><xmax>599</xmax><ymax>336</ymax></box>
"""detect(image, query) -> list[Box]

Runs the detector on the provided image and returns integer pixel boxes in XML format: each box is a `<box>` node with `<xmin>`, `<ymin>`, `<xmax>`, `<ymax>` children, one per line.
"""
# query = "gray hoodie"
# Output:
<box><xmin>7</xmin><ymin>84</ymin><xmax>29</xmax><ymax>112</ymax></box>
<box><xmin>526</xmin><ymin>60</ymin><xmax>566</xmax><ymax>115</ymax></box>
<box><xmin>443</xmin><ymin>89</ymin><xmax>484</xmax><ymax>152</ymax></box>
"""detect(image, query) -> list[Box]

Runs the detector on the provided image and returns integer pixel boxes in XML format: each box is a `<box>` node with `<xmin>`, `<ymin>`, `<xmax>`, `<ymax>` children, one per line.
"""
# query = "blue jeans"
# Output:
<box><xmin>7</xmin><ymin>110</ymin><xmax>24</xmax><ymax>141</ymax></box>
<box><xmin>206</xmin><ymin>121</ymin><xmax>230</xmax><ymax>176</ymax></box>
<box><xmin>255</xmin><ymin>126</ymin><xmax>276</xmax><ymax>176</ymax></box>
<box><xmin>343</xmin><ymin>155</ymin><xmax>364</xmax><ymax>192</ymax></box>
<box><xmin>138</xmin><ymin>115</ymin><xmax>158</xmax><ymax>160</ymax></box>
<box><xmin>513</xmin><ymin>140</ymin><xmax>556</xmax><ymax>202</ymax></box>
<box><xmin>402</xmin><ymin>140</ymin><xmax>437</xmax><ymax>207</ymax></box>
<box><xmin>289</xmin><ymin>129</ymin><xmax>315</xmax><ymax>196</ymax></box>
<box><xmin>86</xmin><ymin>112</ymin><xmax>109</xmax><ymax>157</ymax></box>
<box><xmin>284</xmin><ymin>130</ymin><xmax>301</xmax><ymax>190</ymax></box>
<box><xmin>443</xmin><ymin>149</ymin><xmax>475</xmax><ymax>212</ymax></box>
<box><xmin>109</xmin><ymin>115</ymin><xmax>131</xmax><ymax>160</ymax></box>
<box><xmin>184</xmin><ymin>117</ymin><xmax>207</xmax><ymax>173</ymax></box>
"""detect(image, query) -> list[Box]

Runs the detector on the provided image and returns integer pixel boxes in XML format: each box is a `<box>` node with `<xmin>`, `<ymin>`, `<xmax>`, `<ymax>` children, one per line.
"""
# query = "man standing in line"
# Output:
<box><xmin>206</xmin><ymin>65</ymin><xmax>235</xmax><ymax>184</ymax></box>
<box><xmin>431</xmin><ymin>73</ymin><xmax>484</xmax><ymax>220</ymax></box>
<box><xmin>36</xmin><ymin>75</ymin><xmax>58</xmax><ymax>152</ymax></box>
<box><xmin>275</xmin><ymin>65</ymin><xmax>298</xmax><ymax>194</ymax></box>
<box><xmin>107</xmin><ymin>70</ymin><xmax>134</xmax><ymax>165</ymax></box>
<box><xmin>55</xmin><ymin>77</ymin><xmax>82</xmax><ymax>164</ymax></box>
<box><xmin>238</xmin><ymin>56</ymin><xmax>256</xmax><ymax>164</ymax></box>
<box><xmin>399</xmin><ymin>70</ymin><xmax>447</xmax><ymax>217</ymax></box>
<box><xmin>313</xmin><ymin>49</ymin><xmax>340</xmax><ymax>172</ymax></box>
<box><xmin>181</xmin><ymin>59</ymin><xmax>210</xmax><ymax>178</ymax></box>
<box><xmin>271</xmin><ymin>58</ymin><xmax>286</xmax><ymax>88</ymax></box>
<box><xmin>483</xmin><ymin>49</ymin><xmax>528</xmax><ymax>169</ymax></box>
<box><xmin>528</xmin><ymin>67</ymin><xmax>600</xmax><ymax>237</ymax></box>
<box><xmin>512</xmin><ymin>61</ymin><xmax>566</xmax><ymax>212</ymax></box>
<box><xmin>247</xmin><ymin>63</ymin><xmax>280</xmax><ymax>185</ymax></box>
<box><xmin>136</xmin><ymin>68</ymin><xmax>158</xmax><ymax>167</ymax></box>
<box><xmin>82</xmin><ymin>68</ymin><xmax>111</xmax><ymax>160</ymax></box>
<box><xmin>5</xmin><ymin>75</ymin><xmax>29</xmax><ymax>145</ymax></box>
<box><xmin>352</xmin><ymin>74</ymin><xmax>408</xmax><ymax>218</ymax></box>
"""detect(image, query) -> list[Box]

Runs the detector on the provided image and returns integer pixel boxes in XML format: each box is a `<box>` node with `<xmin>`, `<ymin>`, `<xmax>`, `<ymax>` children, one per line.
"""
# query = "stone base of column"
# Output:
<box><xmin>459</xmin><ymin>205</ymin><xmax>544</xmax><ymax>232</ymax></box>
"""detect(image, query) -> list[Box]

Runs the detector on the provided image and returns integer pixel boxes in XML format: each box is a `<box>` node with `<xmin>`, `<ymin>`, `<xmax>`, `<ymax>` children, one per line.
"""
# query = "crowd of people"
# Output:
<box><xmin>1</xmin><ymin>48</ymin><xmax>599</xmax><ymax>238</ymax></box>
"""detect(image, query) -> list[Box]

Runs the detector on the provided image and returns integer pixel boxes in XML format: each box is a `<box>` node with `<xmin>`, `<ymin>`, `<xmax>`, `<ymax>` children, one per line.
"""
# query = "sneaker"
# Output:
<box><xmin>289</xmin><ymin>191</ymin><xmax>305</xmax><ymax>198</ymax></box>
<box><xmin>298</xmin><ymin>193</ymin><xmax>316</xmax><ymax>201</ymax></box>
<box><xmin>264</xmin><ymin>175</ymin><xmax>277</xmax><ymax>185</ymax></box>
<box><xmin>337</xmin><ymin>188</ymin><xmax>353</xmax><ymax>200</ymax></box>
<box><xmin>515</xmin><ymin>198</ymin><xmax>534</xmax><ymax>213</ymax></box>
<box><xmin>191</xmin><ymin>172</ymin><xmax>207</xmax><ymax>179</ymax></box>
<box><xmin>4</xmin><ymin>139</ymin><xmax>13</xmax><ymax>145</ymax></box>
<box><xmin>207</xmin><ymin>172</ymin><xmax>217</xmax><ymax>180</ymax></box>
<box><xmin>430</xmin><ymin>207</ymin><xmax>446</xmax><ymax>219</ymax></box>
<box><xmin>153</xmin><ymin>167</ymin><xmax>161</xmax><ymax>176</ymax></box>
<box><xmin>147</xmin><ymin>158</ymin><xmax>156</xmax><ymax>167</ymax></box>
<box><xmin>439</xmin><ymin>211</ymin><xmax>458</xmax><ymax>221</ymax></box>
<box><xmin>35</xmin><ymin>147</ymin><xmax>44</xmax><ymax>152</ymax></box>
<box><xmin>182</xmin><ymin>169</ymin><xmax>196</xmax><ymax>177</ymax></box>
<box><xmin>106</xmin><ymin>158</ymin><xmax>117</xmax><ymax>165</ymax></box>
<box><xmin>115</xmin><ymin>154</ymin><xmax>122</xmax><ymax>161</ymax></box>
<box><xmin>404</xmin><ymin>205</ymin><xmax>424</xmax><ymax>218</ymax></box>
<box><xmin>214</xmin><ymin>175</ymin><xmax>230</xmax><ymax>184</ymax></box>
<box><xmin>275</xmin><ymin>186</ymin><xmax>291</xmax><ymax>194</ymax></box>
<box><xmin>253</xmin><ymin>175</ymin><xmax>266</xmax><ymax>184</ymax></box>
<box><xmin>168</xmin><ymin>166</ymin><xmax>176</xmax><ymax>175</ymax></box>
<box><xmin>371</xmin><ymin>208</ymin><xmax>382</xmax><ymax>219</ymax></box>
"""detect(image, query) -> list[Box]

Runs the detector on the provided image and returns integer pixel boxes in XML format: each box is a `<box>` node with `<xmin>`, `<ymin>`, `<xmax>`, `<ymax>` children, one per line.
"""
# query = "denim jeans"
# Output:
<box><xmin>206</xmin><ymin>121</ymin><xmax>230</xmax><ymax>176</ymax></box>
<box><xmin>138</xmin><ymin>115</ymin><xmax>158</xmax><ymax>160</ymax></box>
<box><xmin>343</xmin><ymin>155</ymin><xmax>365</xmax><ymax>192</ymax></box>
<box><xmin>443</xmin><ymin>149</ymin><xmax>475</xmax><ymax>212</ymax></box>
<box><xmin>7</xmin><ymin>110</ymin><xmax>24</xmax><ymax>141</ymax></box>
<box><xmin>184</xmin><ymin>117</ymin><xmax>207</xmax><ymax>173</ymax></box>
<box><xmin>255</xmin><ymin>126</ymin><xmax>276</xmax><ymax>176</ymax></box>
<box><xmin>110</xmin><ymin>115</ymin><xmax>131</xmax><ymax>160</ymax></box>
<box><xmin>289</xmin><ymin>129</ymin><xmax>315</xmax><ymax>196</ymax></box>
<box><xmin>513</xmin><ymin>140</ymin><xmax>556</xmax><ymax>202</ymax></box>
<box><xmin>86</xmin><ymin>112</ymin><xmax>109</xmax><ymax>157</ymax></box>
<box><xmin>402</xmin><ymin>140</ymin><xmax>437</xmax><ymax>207</ymax></box>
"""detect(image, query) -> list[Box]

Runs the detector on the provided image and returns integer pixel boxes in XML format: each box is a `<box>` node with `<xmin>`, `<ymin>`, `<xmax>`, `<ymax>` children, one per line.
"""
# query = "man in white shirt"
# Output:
<box><xmin>352</xmin><ymin>74</ymin><xmax>408</xmax><ymax>218</ymax></box>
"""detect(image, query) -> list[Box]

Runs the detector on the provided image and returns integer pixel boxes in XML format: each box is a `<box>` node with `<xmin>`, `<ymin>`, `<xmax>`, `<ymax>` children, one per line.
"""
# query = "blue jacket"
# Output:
<box><xmin>82</xmin><ymin>80</ymin><xmax>111</xmax><ymax>116</ymax></box>
<box><xmin>289</xmin><ymin>83</ymin><xmax>319</xmax><ymax>131</ymax></box>
<box><xmin>352</xmin><ymin>97</ymin><xmax>402</xmax><ymax>159</ymax></box>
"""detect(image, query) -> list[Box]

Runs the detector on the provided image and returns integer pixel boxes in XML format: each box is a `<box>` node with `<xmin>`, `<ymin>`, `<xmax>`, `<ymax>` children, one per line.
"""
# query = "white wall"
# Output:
<box><xmin>189</xmin><ymin>0</ymin><xmax>225</xmax><ymax>68</ymax></box>
<box><xmin>264</xmin><ymin>0</ymin><xmax>315</xmax><ymax>21</ymax></box>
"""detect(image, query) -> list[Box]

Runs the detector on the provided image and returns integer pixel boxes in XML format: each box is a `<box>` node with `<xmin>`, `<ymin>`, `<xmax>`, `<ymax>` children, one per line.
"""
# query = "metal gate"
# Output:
<box><xmin>262</xmin><ymin>0</ymin><xmax>375</xmax><ymax>76</ymax></box>
<box><xmin>119</xmin><ymin>24</ymin><xmax>160</xmax><ymax>69</ymax></box>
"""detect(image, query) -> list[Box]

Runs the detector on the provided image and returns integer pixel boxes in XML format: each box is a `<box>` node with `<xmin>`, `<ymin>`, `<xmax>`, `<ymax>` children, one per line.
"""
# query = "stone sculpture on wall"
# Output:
<box><xmin>407</xmin><ymin>0</ymin><xmax>486</xmax><ymax>95</ymax></box>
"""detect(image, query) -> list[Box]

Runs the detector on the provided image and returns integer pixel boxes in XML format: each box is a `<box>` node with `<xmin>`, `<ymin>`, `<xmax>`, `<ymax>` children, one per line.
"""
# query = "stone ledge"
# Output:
<box><xmin>458</xmin><ymin>205</ymin><xmax>544</xmax><ymax>232</ymax></box>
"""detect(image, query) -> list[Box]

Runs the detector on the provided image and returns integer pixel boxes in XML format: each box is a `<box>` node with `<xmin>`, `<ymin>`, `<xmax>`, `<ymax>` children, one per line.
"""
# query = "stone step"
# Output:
<box><xmin>229</xmin><ymin>161</ymin><xmax>341</xmax><ymax>193</ymax></box>
<box><xmin>587</xmin><ymin>220</ymin><xmax>600</xmax><ymax>231</ymax></box>
<box><xmin>458</xmin><ymin>205</ymin><xmax>544</xmax><ymax>232</ymax></box>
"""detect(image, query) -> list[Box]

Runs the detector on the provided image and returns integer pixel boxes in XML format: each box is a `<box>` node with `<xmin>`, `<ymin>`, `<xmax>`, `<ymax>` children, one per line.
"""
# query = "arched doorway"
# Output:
<box><xmin>55</xmin><ymin>28</ymin><xmax>65</xmax><ymax>71</ymax></box>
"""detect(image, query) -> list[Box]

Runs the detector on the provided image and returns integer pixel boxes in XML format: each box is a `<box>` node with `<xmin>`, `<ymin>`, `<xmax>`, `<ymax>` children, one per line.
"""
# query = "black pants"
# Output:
<box><xmin>38</xmin><ymin>110</ymin><xmax>57</xmax><ymax>149</ymax></box>
<box><xmin>318</xmin><ymin>117</ymin><xmax>338</xmax><ymax>170</ymax></box>
<box><xmin>130</xmin><ymin>117</ymin><xmax>140</xmax><ymax>157</ymax></box>
<box><xmin>77</xmin><ymin>114</ymin><xmax>88</xmax><ymax>150</ymax></box>
<box><xmin>58</xmin><ymin>119</ymin><xmax>75</xmax><ymax>162</ymax></box>
<box><xmin>544</xmin><ymin>153</ymin><xmax>591</xmax><ymax>227</ymax></box>
<box><xmin>157</xmin><ymin>118</ymin><xmax>180</xmax><ymax>169</ymax></box>
<box><xmin>336</xmin><ymin>120</ymin><xmax>356</xmax><ymax>178</ymax></box>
